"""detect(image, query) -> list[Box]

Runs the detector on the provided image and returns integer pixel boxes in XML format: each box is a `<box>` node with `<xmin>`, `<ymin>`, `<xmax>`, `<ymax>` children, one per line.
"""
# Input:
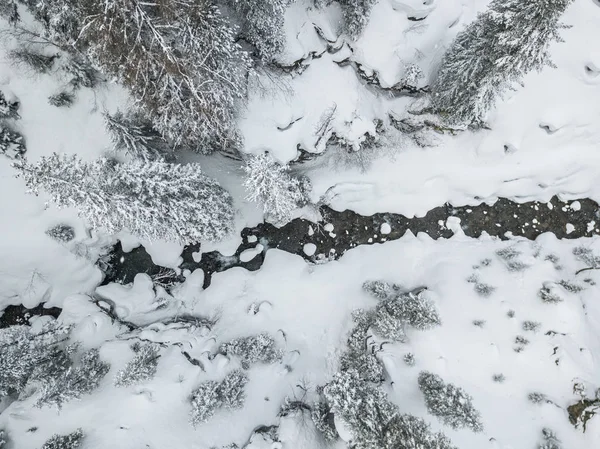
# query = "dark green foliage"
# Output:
<box><xmin>418</xmin><ymin>371</ymin><xmax>483</xmax><ymax>432</ymax></box>
<box><xmin>41</xmin><ymin>429</ymin><xmax>84</xmax><ymax>449</ymax></box>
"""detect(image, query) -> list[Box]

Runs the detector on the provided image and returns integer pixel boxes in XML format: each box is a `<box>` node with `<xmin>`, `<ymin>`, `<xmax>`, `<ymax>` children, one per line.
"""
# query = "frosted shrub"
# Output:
<box><xmin>0</xmin><ymin>90</ymin><xmax>19</xmax><ymax>120</ymax></box>
<box><xmin>522</xmin><ymin>321</ymin><xmax>541</xmax><ymax>332</ymax></box>
<box><xmin>217</xmin><ymin>369</ymin><xmax>249</xmax><ymax>410</ymax></box>
<box><xmin>347</xmin><ymin>309</ymin><xmax>375</xmax><ymax>352</ymax></box>
<box><xmin>496</xmin><ymin>247</ymin><xmax>530</xmax><ymax>272</ymax></box>
<box><xmin>114</xmin><ymin>343</ymin><xmax>160</xmax><ymax>387</ymax></box>
<box><xmin>8</xmin><ymin>48</ymin><xmax>58</xmax><ymax>74</ymax></box>
<box><xmin>41</xmin><ymin>429</ymin><xmax>84</xmax><ymax>449</ymax></box>
<box><xmin>338</xmin><ymin>0</ymin><xmax>378</xmax><ymax>39</ymax></box>
<box><xmin>378</xmin><ymin>289</ymin><xmax>441</xmax><ymax>331</ymax></box>
<box><xmin>243</xmin><ymin>152</ymin><xmax>308</xmax><ymax>224</ymax></box>
<box><xmin>311</xmin><ymin>401</ymin><xmax>338</xmax><ymax>442</ymax></box>
<box><xmin>528</xmin><ymin>392</ymin><xmax>548</xmax><ymax>404</ymax></box>
<box><xmin>362</xmin><ymin>280</ymin><xmax>403</xmax><ymax>300</ymax></box>
<box><xmin>36</xmin><ymin>348</ymin><xmax>110</xmax><ymax>408</ymax></box>
<box><xmin>0</xmin><ymin>126</ymin><xmax>26</xmax><ymax>159</ymax></box>
<box><xmin>382</xmin><ymin>414</ymin><xmax>457</xmax><ymax>449</ymax></box>
<box><xmin>538</xmin><ymin>428</ymin><xmax>562</xmax><ymax>449</ymax></box>
<box><xmin>403</xmin><ymin>353</ymin><xmax>415</xmax><ymax>367</ymax></box>
<box><xmin>45</xmin><ymin>224</ymin><xmax>75</xmax><ymax>242</ymax></box>
<box><xmin>48</xmin><ymin>91</ymin><xmax>75</xmax><ymax>108</ymax></box>
<box><xmin>16</xmin><ymin>154</ymin><xmax>235</xmax><ymax>244</ymax></box>
<box><xmin>340</xmin><ymin>350</ymin><xmax>384</xmax><ymax>383</ymax></box>
<box><xmin>190</xmin><ymin>380</ymin><xmax>221</xmax><ymax>425</ymax></box>
<box><xmin>372</xmin><ymin>306</ymin><xmax>406</xmax><ymax>342</ymax></box>
<box><xmin>418</xmin><ymin>371</ymin><xmax>483</xmax><ymax>432</ymax></box>
<box><xmin>220</xmin><ymin>333</ymin><xmax>283</xmax><ymax>368</ymax></box>
<box><xmin>104</xmin><ymin>110</ymin><xmax>171</xmax><ymax>162</ymax></box>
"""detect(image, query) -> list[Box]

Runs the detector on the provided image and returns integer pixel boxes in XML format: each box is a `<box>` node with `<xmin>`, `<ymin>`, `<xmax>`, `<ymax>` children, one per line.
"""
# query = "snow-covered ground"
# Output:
<box><xmin>2</xmin><ymin>0</ymin><xmax>600</xmax><ymax>448</ymax></box>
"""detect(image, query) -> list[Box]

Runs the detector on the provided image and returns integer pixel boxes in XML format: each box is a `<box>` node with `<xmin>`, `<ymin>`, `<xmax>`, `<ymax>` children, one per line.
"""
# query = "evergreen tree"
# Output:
<box><xmin>36</xmin><ymin>348</ymin><xmax>110</xmax><ymax>408</ymax></box>
<box><xmin>220</xmin><ymin>333</ymin><xmax>283</xmax><ymax>369</ymax></box>
<box><xmin>41</xmin><ymin>429</ymin><xmax>84</xmax><ymax>449</ymax></box>
<box><xmin>377</xmin><ymin>289</ymin><xmax>441</xmax><ymax>331</ymax></box>
<box><xmin>339</xmin><ymin>350</ymin><xmax>384</xmax><ymax>383</ymax></box>
<box><xmin>104</xmin><ymin>111</ymin><xmax>171</xmax><ymax>162</ymax></box>
<box><xmin>15</xmin><ymin>154</ymin><xmax>235</xmax><ymax>244</ymax></box>
<box><xmin>382</xmin><ymin>414</ymin><xmax>457</xmax><ymax>449</ymax></box>
<box><xmin>338</xmin><ymin>0</ymin><xmax>378</xmax><ymax>38</ymax></box>
<box><xmin>18</xmin><ymin>0</ymin><xmax>250</xmax><ymax>150</ymax></box>
<box><xmin>0</xmin><ymin>90</ymin><xmax>19</xmax><ymax>120</ymax></box>
<box><xmin>0</xmin><ymin>126</ymin><xmax>26</xmax><ymax>159</ymax></box>
<box><xmin>432</xmin><ymin>0</ymin><xmax>573</xmax><ymax>125</ymax></box>
<box><xmin>418</xmin><ymin>371</ymin><xmax>483</xmax><ymax>432</ymax></box>
<box><xmin>226</xmin><ymin>0</ymin><xmax>289</xmax><ymax>60</ymax></box>
<box><xmin>114</xmin><ymin>343</ymin><xmax>160</xmax><ymax>387</ymax></box>
<box><xmin>243</xmin><ymin>152</ymin><xmax>308</xmax><ymax>224</ymax></box>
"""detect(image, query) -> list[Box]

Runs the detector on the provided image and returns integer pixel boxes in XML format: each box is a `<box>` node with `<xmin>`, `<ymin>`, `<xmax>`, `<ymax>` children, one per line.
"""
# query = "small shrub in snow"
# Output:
<box><xmin>573</xmin><ymin>246</ymin><xmax>600</xmax><ymax>269</ymax></box>
<box><xmin>0</xmin><ymin>126</ymin><xmax>26</xmax><ymax>159</ymax></box>
<box><xmin>311</xmin><ymin>401</ymin><xmax>338</xmax><ymax>442</ymax></box>
<box><xmin>558</xmin><ymin>280</ymin><xmax>583</xmax><ymax>293</ymax></box>
<box><xmin>507</xmin><ymin>309</ymin><xmax>516</xmax><ymax>318</ymax></box>
<box><xmin>372</xmin><ymin>306</ymin><xmax>407</xmax><ymax>342</ymax></box>
<box><xmin>41</xmin><ymin>429</ymin><xmax>84</xmax><ymax>449</ymax></box>
<box><xmin>382</xmin><ymin>414</ymin><xmax>457</xmax><ymax>449</ymax></box>
<box><xmin>36</xmin><ymin>348</ymin><xmax>110</xmax><ymax>408</ymax></box>
<box><xmin>347</xmin><ymin>309</ymin><xmax>375</xmax><ymax>352</ymax></box>
<box><xmin>0</xmin><ymin>90</ymin><xmax>19</xmax><ymax>120</ymax></box>
<box><xmin>363</xmin><ymin>280</ymin><xmax>403</xmax><ymax>300</ymax></box>
<box><xmin>279</xmin><ymin>396</ymin><xmax>311</xmax><ymax>417</ymax></box>
<box><xmin>8</xmin><ymin>48</ymin><xmax>58</xmax><ymax>74</ymax></box>
<box><xmin>496</xmin><ymin>247</ymin><xmax>530</xmax><ymax>272</ymax></box>
<box><xmin>338</xmin><ymin>0</ymin><xmax>378</xmax><ymax>39</ymax></box>
<box><xmin>114</xmin><ymin>343</ymin><xmax>160</xmax><ymax>387</ymax></box>
<box><xmin>418</xmin><ymin>371</ymin><xmax>483</xmax><ymax>432</ymax></box>
<box><xmin>190</xmin><ymin>380</ymin><xmax>221</xmax><ymax>426</ymax></box>
<box><xmin>104</xmin><ymin>110</ymin><xmax>171</xmax><ymax>162</ymax></box>
<box><xmin>15</xmin><ymin>154</ymin><xmax>234</xmax><ymax>244</ymax></box>
<box><xmin>378</xmin><ymin>289</ymin><xmax>441</xmax><ymax>331</ymax></box>
<box><xmin>472</xmin><ymin>320</ymin><xmax>485</xmax><ymax>328</ymax></box>
<box><xmin>48</xmin><ymin>91</ymin><xmax>75</xmax><ymax>108</ymax></box>
<box><xmin>403</xmin><ymin>353</ymin><xmax>415</xmax><ymax>367</ymax></box>
<box><xmin>243</xmin><ymin>152</ymin><xmax>307</xmax><ymax>224</ymax></box>
<box><xmin>64</xmin><ymin>58</ymin><xmax>102</xmax><ymax>90</ymax></box>
<box><xmin>220</xmin><ymin>333</ymin><xmax>283</xmax><ymax>369</ymax></box>
<box><xmin>217</xmin><ymin>369</ymin><xmax>249</xmax><ymax>410</ymax></box>
<box><xmin>539</xmin><ymin>285</ymin><xmax>563</xmax><ymax>304</ymax></box>
<box><xmin>0</xmin><ymin>1</ymin><xmax>19</xmax><ymax>25</ymax></box>
<box><xmin>515</xmin><ymin>336</ymin><xmax>529</xmax><ymax>346</ymax></box>
<box><xmin>45</xmin><ymin>224</ymin><xmax>75</xmax><ymax>242</ymax></box>
<box><xmin>528</xmin><ymin>392</ymin><xmax>548</xmax><ymax>404</ymax></box>
<box><xmin>538</xmin><ymin>428</ymin><xmax>562</xmax><ymax>449</ymax></box>
<box><xmin>492</xmin><ymin>374</ymin><xmax>506</xmax><ymax>383</ymax></box>
<box><xmin>0</xmin><ymin>429</ymin><xmax>6</xmax><ymax>448</ymax></box>
<box><xmin>522</xmin><ymin>321</ymin><xmax>541</xmax><ymax>332</ymax></box>
<box><xmin>474</xmin><ymin>282</ymin><xmax>495</xmax><ymax>297</ymax></box>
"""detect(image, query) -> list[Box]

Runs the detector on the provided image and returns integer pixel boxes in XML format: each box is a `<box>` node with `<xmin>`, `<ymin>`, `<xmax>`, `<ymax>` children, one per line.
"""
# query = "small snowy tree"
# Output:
<box><xmin>190</xmin><ymin>380</ymin><xmax>222</xmax><ymax>425</ymax></box>
<box><xmin>15</xmin><ymin>154</ymin><xmax>235</xmax><ymax>243</ymax></box>
<box><xmin>340</xmin><ymin>350</ymin><xmax>384</xmax><ymax>383</ymax></box>
<box><xmin>418</xmin><ymin>371</ymin><xmax>483</xmax><ymax>432</ymax></box>
<box><xmin>363</xmin><ymin>280</ymin><xmax>403</xmax><ymax>301</ymax></box>
<box><xmin>382</xmin><ymin>414</ymin><xmax>457</xmax><ymax>449</ymax></box>
<box><xmin>0</xmin><ymin>125</ymin><xmax>26</xmax><ymax>158</ymax></box>
<box><xmin>311</xmin><ymin>401</ymin><xmax>338</xmax><ymax>442</ymax></box>
<box><xmin>217</xmin><ymin>369</ymin><xmax>249</xmax><ymax>409</ymax></box>
<box><xmin>243</xmin><ymin>152</ymin><xmax>308</xmax><ymax>224</ymax></box>
<box><xmin>41</xmin><ymin>429</ymin><xmax>84</xmax><ymax>449</ymax></box>
<box><xmin>104</xmin><ymin>110</ymin><xmax>171</xmax><ymax>162</ymax></box>
<box><xmin>432</xmin><ymin>0</ymin><xmax>573</xmax><ymax>125</ymax></box>
<box><xmin>0</xmin><ymin>90</ymin><xmax>19</xmax><ymax>120</ymax></box>
<box><xmin>0</xmin><ymin>429</ymin><xmax>7</xmax><ymax>448</ymax></box>
<box><xmin>378</xmin><ymin>289</ymin><xmax>441</xmax><ymax>331</ymax></box>
<box><xmin>220</xmin><ymin>333</ymin><xmax>283</xmax><ymax>369</ymax></box>
<box><xmin>225</xmin><ymin>0</ymin><xmax>289</xmax><ymax>60</ymax></box>
<box><xmin>114</xmin><ymin>343</ymin><xmax>160</xmax><ymax>387</ymax></box>
<box><xmin>36</xmin><ymin>348</ymin><xmax>110</xmax><ymax>409</ymax></box>
<box><xmin>338</xmin><ymin>0</ymin><xmax>378</xmax><ymax>38</ymax></box>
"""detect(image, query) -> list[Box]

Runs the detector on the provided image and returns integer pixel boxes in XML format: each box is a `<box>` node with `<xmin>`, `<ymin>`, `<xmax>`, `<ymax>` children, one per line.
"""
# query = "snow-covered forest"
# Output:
<box><xmin>1</xmin><ymin>0</ymin><xmax>600</xmax><ymax>448</ymax></box>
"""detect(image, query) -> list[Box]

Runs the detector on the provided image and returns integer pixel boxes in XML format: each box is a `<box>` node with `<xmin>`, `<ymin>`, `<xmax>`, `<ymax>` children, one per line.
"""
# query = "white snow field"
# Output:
<box><xmin>1</xmin><ymin>0</ymin><xmax>600</xmax><ymax>449</ymax></box>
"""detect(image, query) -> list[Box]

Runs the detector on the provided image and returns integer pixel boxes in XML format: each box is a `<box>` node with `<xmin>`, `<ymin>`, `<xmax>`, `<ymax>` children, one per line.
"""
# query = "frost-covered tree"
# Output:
<box><xmin>382</xmin><ymin>414</ymin><xmax>457</xmax><ymax>449</ymax></box>
<box><xmin>377</xmin><ymin>289</ymin><xmax>441</xmax><ymax>331</ymax></box>
<box><xmin>36</xmin><ymin>348</ymin><xmax>110</xmax><ymax>408</ymax></box>
<box><xmin>114</xmin><ymin>343</ymin><xmax>160</xmax><ymax>387</ymax></box>
<box><xmin>217</xmin><ymin>369</ymin><xmax>249</xmax><ymax>409</ymax></box>
<box><xmin>0</xmin><ymin>90</ymin><xmax>19</xmax><ymax>120</ymax></box>
<box><xmin>17</xmin><ymin>0</ymin><xmax>250</xmax><ymax>150</ymax></box>
<box><xmin>104</xmin><ymin>111</ymin><xmax>171</xmax><ymax>162</ymax></box>
<box><xmin>220</xmin><ymin>333</ymin><xmax>283</xmax><ymax>369</ymax></box>
<box><xmin>311</xmin><ymin>401</ymin><xmax>338</xmax><ymax>442</ymax></box>
<box><xmin>41</xmin><ymin>429</ymin><xmax>84</xmax><ymax>449</ymax></box>
<box><xmin>338</xmin><ymin>0</ymin><xmax>378</xmax><ymax>38</ymax></box>
<box><xmin>371</xmin><ymin>306</ymin><xmax>407</xmax><ymax>342</ymax></box>
<box><xmin>190</xmin><ymin>380</ymin><xmax>222</xmax><ymax>425</ymax></box>
<box><xmin>0</xmin><ymin>429</ymin><xmax>7</xmax><ymax>448</ymax></box>
<box><xmin>0</xmin><ymin>1</ymin><xmax>19</xmax><ymax>25</ymax></box>
<box><xmin>432</xmin><ymin>0</ymin><xmax>573</xmax><ymax>125</ymax></box>
<box><xmin>362</xmin><ymin>280</ymin><xmax>403</xmax><ymax>301</ymax></box>
<box><xmin>0</xmin><ymin>125</ymin><xmax>26</xmax><ymax>159</ymax></box>
<box><xmin>0</xmin><ymin>323</ymin><xmax>70</xmax><ymax>399</ymax></box>
<box><xmin>225</xmin><ymin>0</ymin><xmax>289</xmax><ymax>60</ymax></box>
<box><xmin>15</xmin><ymin>154</ymin><xmax>235</xmax><ymax>243</ymax></box>
<box><xmin>243</xmin><ymin>152</ymin><xmax>308</xmax><ymax>224</ymax></box>
<box><xmin>418</xmin><ymin>371</ymin><xmax>483</xmax><ymax>432</ymax></box>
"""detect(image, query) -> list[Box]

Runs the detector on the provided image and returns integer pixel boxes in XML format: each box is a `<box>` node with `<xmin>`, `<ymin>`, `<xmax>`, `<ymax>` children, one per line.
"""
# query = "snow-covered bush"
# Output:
<box><xmin>418</xmin><ymin>371</ymin><xmax>483</xmax><ymax>432</ymax></box>
<box><xmin>376</xmin><ymin>289</ymin><xmax>441</xmax><ymax>331</ymax></box>
<box><xmin>0</xmin><ymin>90</ymin><xmax>19</xmax><ymax>120</ymax></box>
<box><xmin>114</xmin><ymin>343</ymin><xmax>160</xmax><ymax>387</ymax></box>
<box><xmin>311</xmin><ymin>401</ymin><xmax>338</xmax><ymax>442</ymax></box>
<box><xmin>48</xmin><ymin>91</ymin><xmax>75</xmax><ymax>108</ymax></box>
<box><xmin>36</xmin><ymin>348</ymin><xmax>110</xmax><ymax>409</ymax></box>
<box><xmin>64</xmin><ymin>57</ymin><xmax>102</xmax><ymax>90</ymax></box>
<box><xmin>0</xmin><ymin>323</ymin><xmax>70</xmax><ymax>399</ymax></box>
<box><xmin>41</xmin><ymin>429</ymin><xmax>84</xmax><ymax>449</ymax></box>
<box><xmin>225</xmin><ymin>0</ymin><xmax>288</xmax><ymax>60</ymax></box>
<box><xmin>340</xmin><ymin>350</ymin><xmax>384</xmax><ymax>383</ymax></box>
<box><xmin>217</xmin><ymin>369</ymin><xmax>249</xmax><ymax>410</ymax></box>
<box><xmin>403</xmin><ymin>353</ymin><xmax>415</xmax><ymax>366</ymax></box>
<box><xmin>0</xmin><ymin>429</ymin><xmax>7</xmax><ymax>448</ymax></box>
<box><xmin>372</xmin><ymin>306</ymin><xmax>407</xmax><ymax>342</ymax></box>
<box><xmin>45</xmin><ymin>224</ymin><xmax>75</xmax><ymax>242</ymax></box>
<box><xmin>432</xmin><ymin>0</ymin><xmax>573</xmax><ymax>125</ymax></box>
<box><xmin>338</xmin><ymin>0</ymin><xmax>377</xmax><ymax>39</ymax></box>
<box><xmin>522</xmin><ymin>321</ymin><xmax>541</xmax><ymax>332</ymax></box>
<box><xmin>0</xmin><ymin>125</ymin><xmax>25</xmax><ymax>158</ymax></box>
<box><xmin>362</xmin><ymin>280</ymin><xmax>403</xmax><ymax>300</ymax></box>
<box><xmin>8</xmin><ymin>48</ymin><xmax>58</xmax><ymax>74</ymax></box>
<box><xmin>190</xmin><ymin>380</ymin><xmax>221</xmax><ymax>426</ymax></box>
<box><xmin>382</xmin><ymin>414</ymin><xmax>457</xmax><ymax>449</ymax></box>
<box><xmin>104</xmin><ymin>110</ymin><xmax>171</xmax><ymax>162</ymax></box>
<box><xmin>243</xmin><ymin>152</ymin><xmax>308</xmax><ymax>224</ymax></box>
<box><xmin>0</xmin><ymin>1</ymin><xmax>19</xmax><ymax>25</ymax></box>
<box><xmin>538</xmin><ymin>428</ymin><xmax>562</xmax><ymax>449</ymax></box>
<box><xmin>347</xmin><ymin>309</ymin><xmax>375</xmax><ymax>352</ymax></box>
<box><xmin>528</xmin><ymin>392</ymin><xmax>548</xmax><ymax>404</ymax></box>
<box><xmin>16</xmin><ymin>154</ymin><xmax>235</xmax><ymax>244</ymax></box>
<box><xmin>220</xmin><ymin>333</ymin><xmax>283</xmax><ymax>368</ymax></box>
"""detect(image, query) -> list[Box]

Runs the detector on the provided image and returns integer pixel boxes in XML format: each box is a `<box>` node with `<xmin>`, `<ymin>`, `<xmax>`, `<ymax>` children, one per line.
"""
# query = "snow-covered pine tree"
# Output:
<box><xmin>432</xmin><ymin>0</ymin><xmax>573</xmax><ymax>125</ymax></box>
<box><xmin>418</xmin><ymin>371</ymin><xmax>483</xmax><ymax>432</ymax></box>
<box><xmin>377</xmin><ymin>289</ymin><xmax>441</xmax><ymax>331</ymax></box>
<box><xmin>225</xmin><ymin>0</ymin><xmax>289</xmax><ymax>60</ymax></box>
<box><xmin>36</xmin><ymin>348</ymin><xmax>110</xmax><ymax>408</ymax></box>
<box><xmin>381</xmin><ymin>414</ymin><xmax>457</xmax><ymax>449</ymax></box>
<box><xmin>104</xmin><ymin>111</ymin><xmax>171</xmax><ymax>162</ymax></box>
<box><xmin>363</xmin><ymin>280</ymin><xmax>403</xmax><ymax>301</ymax></box>
<box><xmin>15</xmin><ymin>154</ymin><xmax>235</xmax><ymax>243</ymax></box>
<box><xmin>190</xmin><ymin>380</ymin><xmax>222</xmax><ymax>426</ymax></box>
<box><xmin>114</xmin><ymin>343</ymin><xmax>160</xmax><ymax>387</ymax></box>
<box><xmin>220</xmin><ymin>333</ymin><xmax>283</xmax><ymax>369</ymax></box>
<box><xmin>243</xmin><ymin>152</ymin><xmax>308</xmax><ymax>224</ymax></box>
<box><xmin>217</xmin><ymin>369</ymin><xmax>249</xmax><ymax>409</ymax></box>
<box><xmin>311</xmin><ymin>401</ymin><xmax>338</xmax><ymax>442</ymax></box>
<box><xmin>338</xmin><ymin>0</ymin><xmax>378</xmax><ymax>38</ymax></box>
<box><xmin>41</xmin><ymin>429</ymin><xmax>84</xmax><ymax>449</ymax></box>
